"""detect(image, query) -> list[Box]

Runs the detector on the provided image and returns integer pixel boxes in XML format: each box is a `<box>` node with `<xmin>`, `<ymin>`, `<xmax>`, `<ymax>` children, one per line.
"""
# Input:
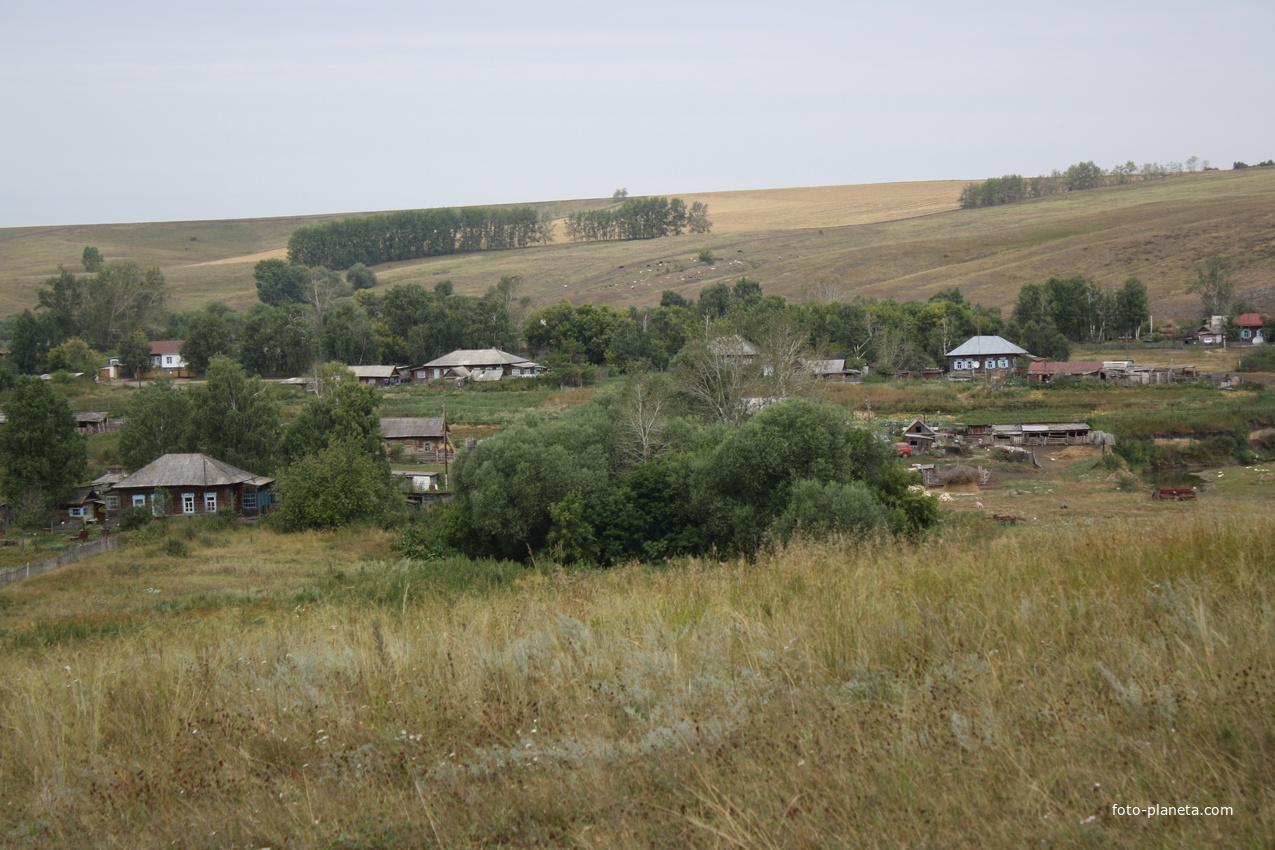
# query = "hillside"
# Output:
<box><xmin>2</xmin><ymin>171</ymin><xmax>1273</xmax><ymax>320</ymax></box>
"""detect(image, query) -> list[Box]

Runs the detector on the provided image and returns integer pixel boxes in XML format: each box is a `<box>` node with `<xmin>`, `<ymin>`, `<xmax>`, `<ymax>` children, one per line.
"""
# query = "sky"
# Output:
<box><xmin>2</xmin><ymin>0</ymin><xmax>1272</xmax><ymax>227</ymax></box>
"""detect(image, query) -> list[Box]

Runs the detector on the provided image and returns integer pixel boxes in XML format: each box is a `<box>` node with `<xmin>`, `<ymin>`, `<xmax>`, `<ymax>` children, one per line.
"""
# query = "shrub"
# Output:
<box><xmin>116</xmin><ymin>506</ymin><xmax>152</xmax><ymax>531</ymax></box>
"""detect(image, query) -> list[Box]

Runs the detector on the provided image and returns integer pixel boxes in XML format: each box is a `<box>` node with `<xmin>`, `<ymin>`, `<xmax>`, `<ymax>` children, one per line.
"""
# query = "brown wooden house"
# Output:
<box><xmin>380</xmin><ymin>417</ymin><xmax>454</xmax><ymax>462</ymax></box>
<box><xmin>108</xmin><ymin>453</ymin><xmax>274</xmax><ymax>518</ymax></box>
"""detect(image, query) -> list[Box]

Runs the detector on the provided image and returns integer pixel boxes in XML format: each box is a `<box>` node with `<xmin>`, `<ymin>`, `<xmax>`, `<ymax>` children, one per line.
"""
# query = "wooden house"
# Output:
<box><xmin>1236</xmin><ymin>313</ymin><xmax>1271</xmax><ymax>344</ymax></box>
<box><xmin>902</xmin><ymin>419</ymin><xmax>938</xmax><ymax>453</ymax></box>
<box><xmin>413</xmin><ymin>349</ymin><xmax>545</xmax><ymax>382</ymax></box>
<box><xmin>348</xmin><ymin>365</ymin><xmax>403</xmax><ymax>386</ymax></box>
<box><xmin>380</xmin><ymin>417</ymin><xmax>454</xmax><ymax>462</ymax></box>
<box><xmin>945</xmin><ymin>336</ymin><xmax>1028</xmax><ymax>378</ymax></box>
<box><xmin>802</xmin><ymin>359</ymin><xmax>862</xmax><ymax>382</ymax></box>
<box><xmin>109</xmin><ymin>453</ymin><xmax>274</xmax><ymax>518</ymax></box>
<box><xmin>61</xmin><ymin>486</ymin><xmax>104</xmax><ymax>525</ymax></box>
<box><xmin>146</xmin><ymin>341</ymin><xmax>196</xmax><ymax>378</ymax></box>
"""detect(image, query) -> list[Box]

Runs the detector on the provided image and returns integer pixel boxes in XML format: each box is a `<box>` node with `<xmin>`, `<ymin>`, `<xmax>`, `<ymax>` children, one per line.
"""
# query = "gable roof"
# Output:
<box><xmin>708</xmin><ymin>335</ymin><xmax>758</xmax><ymax>357</ymax></box>
<box><xmin>112</xmin><ymin>453</ymin><xmax>272</xmax><ymax>490</ymax></box>
<box><xmin>420</xmin><ymin>349</ymin><xmax>527</xmax><ymax>369</ymax></box>
<box><xmin>380</xmin><ymin>417</ymin><xmax>448</xmax><ymax>439</ymax></box>
<box><xmin>348</xmin><ymin>365</ymin><xmax>399</xmax><ymax>379</ymax></box>
<box><xmin>945</xmin><ymin>335</ymin><xmax>1028</xmax><ymax>357</ymax></box>
<box><xmin>150</xmin><ymin>340</ymin><xmax>183</xmax><ymax>356</ymax></box>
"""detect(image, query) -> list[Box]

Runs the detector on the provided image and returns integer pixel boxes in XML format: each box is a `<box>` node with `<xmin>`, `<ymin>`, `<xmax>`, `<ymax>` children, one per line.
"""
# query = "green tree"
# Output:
<box><xmin>253</xmin><ymin>259</ymin><xmax>308</xmax><ymax>306</ymax></box>
<box><xmin>0</xmin><ymin>377</ymin><xmax>87</xmax><ymax>522</ymax></box>
<box><xmin>116</xmin><ymin>331</ymin><xmax>153</xmax><ymax>385</ymax></box>
<box><xmin>1114</xmin><ymin>277</ymin><xmax>1150</xmax><ymax>337</ymax></box>
<box><xmin>118</xmin><ymin>378</ymin><xmax>192</xmax><ymax>470</ymax></box>
<box><xmin>238</xmin><ymin>304</ymin><xmax>311</xmax><ymax>377</ymax></box>
<box><xmin>179</xmin><ymin>303</ymin><xmax>236</xmax><ymax>372</ymax></box>
<box><xmin>345</xmin><ymin>263</ymin><xmax>378</xmax><ymax>291</ymax></box>
<box><xmin>273</xmin><ymin>438</ymin><xmax>399</xmax><ymax>531</ymax></box>
<box><xmin>81</xmin><ymin>246</ymin><xmax>104</xmax><ymax>273</ymax></box>
<box><xmin>1186</xmin><ymin>257</ymin><xmax>1236</xmax><ymax>318</ymax></box>
<box><xmin>45</xmin><ymin>337</ymin><xmax>100</xmax><ymax>374</ymax></box>
<box><xmin>186</xmin><ymin>356</ymin><xmax>281</xmax><ymax>473</ymax></box>
<box><xmin>280</xmin><ymin>361</ymin><xmax>383</xmax><ymax>466</ymax></box>
<box><xmin>10</xmin><ymin>310</ymin><xmax>60</xmax><ymax>374</ymax></box>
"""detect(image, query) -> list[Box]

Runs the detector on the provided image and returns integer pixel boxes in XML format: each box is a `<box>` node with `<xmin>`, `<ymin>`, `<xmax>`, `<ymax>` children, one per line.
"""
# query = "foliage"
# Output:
<box><xmin>237</xmin><ymin>303</ymin><xmax>311</xmax><ymax>377</ymax></box>
<box><xmin>280</xmin><ymin>362</ymin><xmax>384</xmax><ymax>466</ymax></box>
<box><xmin>118</xmin><ymin>377</ymin><xmax>193</xmax><ymax>471</ymax></box>
<box><xmin>45</xmin><ymin>337</ymin><xmax>100</xmax><ymax>374</ymax></box>
<box><xmin>564</xmin><ymin>197</ymin><xmax>702</xmax><ymax>242</ymax></box>
<box><xmin>252</xmin><ymin>259</ymin><xmax>308</xmax><ymax>306</ymax></box>
<box><xmin>1185</xmin><ymin>257</ymin><xmax>1236</xmax><ymax>318</ymax></box>
<box><xmin>0</xmin><ymin>377</ymin><xmax>87</xmax><ymax>520</ymax></box>
<box><xmin>115</xmin><ymin>505</ymin><xmax>152</xmax><ymax>531</ymax></box>
<box><xmin>287</xmin><ymin>205</ymin><xmax>550</xmax><ymax>269</ymax></box>
<box><xmin>186</xmin><ymin>356</ymin><xmax>282</xmax><ymax>473</ymax></box>
<box><xmin>770</xmin><ymin>479</ymin><xmax>889</xmax><ymax>543</ymax></box>
<box><xmin>344</xmin><ymin>263</ymin><xmax>378</xmax><ymax>291</ymax></box>
<box><xmin>34</xmin><ymin>262</ymin><xmax>167</xmax><ymax>350</ymax></box>
<box><xmin>116</xmin><ymin>331</ymin><xmax>153</xmax><ymax>382</ymax></box>
<box><xmin>272</xmin><ymin>438</ymin><xmax>400</xmax><ymax>531</ymax></box>
<box><xmin>81</xmin><ymin>246</ymin><xmax>104</xmax><ymax>273</ymax></box>
<box><xmin>179</xmin><ymin>303</ymin><xmax>237</xmax><ymax>372</ymax></box>
<box><xmin>380</xmin><ymin>283</ymin><xmax>517</xmax><ymax>365</ymax></box>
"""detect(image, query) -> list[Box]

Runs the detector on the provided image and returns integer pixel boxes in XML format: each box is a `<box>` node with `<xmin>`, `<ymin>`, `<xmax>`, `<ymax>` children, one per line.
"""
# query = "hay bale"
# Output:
<box><xmin>941</xmin><ymin>464</ymin><xmax>982</xmax><ymax>485</ymax></box>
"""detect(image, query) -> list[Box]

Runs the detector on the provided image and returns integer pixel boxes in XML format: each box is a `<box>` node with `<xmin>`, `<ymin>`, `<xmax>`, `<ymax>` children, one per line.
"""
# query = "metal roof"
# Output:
<box><xmin>945</xmin><ymin>335</ymin><xmax>1028</xmax><ymax>357</ymax></box>
<box><xmin>348</xmin><ymin>365</ymin><xmax>399</xmax><ymax>379</ymax></box>
<box><xmin>419</xmin><ymin>349</ymin><xmax>528</xmax><ymax>369</ymax></box>
<box><xmin>112</xmin><ymin>454</ymin><xmax>273</xmax><ymax>490</ymax></box>
<box><xmin>380</xmin><ymin>417</ymin><xmax>447</xmax><ymax>439</ymax></box>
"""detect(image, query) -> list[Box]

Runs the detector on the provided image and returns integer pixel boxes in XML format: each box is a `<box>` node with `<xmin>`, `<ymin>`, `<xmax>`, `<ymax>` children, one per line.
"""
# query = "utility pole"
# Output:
<box><xmin>442</xmin><ymin>403</ymin><xmax>449</xmax><ymax>489</ymax></box>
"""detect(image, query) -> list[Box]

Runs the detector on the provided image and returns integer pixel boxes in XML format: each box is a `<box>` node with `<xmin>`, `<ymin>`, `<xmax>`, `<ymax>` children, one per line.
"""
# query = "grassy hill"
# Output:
<box><xmin>3</xmin><ymin>170</ymin><xmax>1274</xmax><ymax>320</ymax></box>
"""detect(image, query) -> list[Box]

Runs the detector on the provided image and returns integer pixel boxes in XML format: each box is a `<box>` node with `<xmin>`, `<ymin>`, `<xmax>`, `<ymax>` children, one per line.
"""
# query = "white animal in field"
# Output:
<box><xmin>975</xmin><ymin>501</ymin><xmax>984</xmax><ymax>509</ymax></box>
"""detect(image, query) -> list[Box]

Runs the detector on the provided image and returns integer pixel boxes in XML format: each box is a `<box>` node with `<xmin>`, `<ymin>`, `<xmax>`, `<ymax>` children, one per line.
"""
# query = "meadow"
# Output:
<box><xmin>3</xmin><ymin>169</ymin><xmax>1274</xmax><ymax>319</ymax></box>
<box><xmin>0</xmin><ymin>484</ymin><xmax>1270</xmax><ymax>847</ymax></box>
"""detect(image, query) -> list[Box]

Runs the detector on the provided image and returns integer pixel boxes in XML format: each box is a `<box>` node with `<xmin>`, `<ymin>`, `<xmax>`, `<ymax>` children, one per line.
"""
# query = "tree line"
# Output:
<box><xmin>286</xmin><ymin>206</ymin><xmax>554</xmax><ymax>270</ymax></box>
<box><xmin>563</xmin><ymin>197</ymin><xmax>710</xmax><ymax>242</ymax></box>
<box><xmin>960</xmin><ymin>157</ymin><xmax>1212</xmax><ymax>209</ymax></box>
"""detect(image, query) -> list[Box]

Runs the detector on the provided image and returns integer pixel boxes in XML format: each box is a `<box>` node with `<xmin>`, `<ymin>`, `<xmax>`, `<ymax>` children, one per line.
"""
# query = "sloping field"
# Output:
<box><xmin>2</xmin><ymin>171</ymin><xmax>1273</xmax><ymax>319</ymax></box>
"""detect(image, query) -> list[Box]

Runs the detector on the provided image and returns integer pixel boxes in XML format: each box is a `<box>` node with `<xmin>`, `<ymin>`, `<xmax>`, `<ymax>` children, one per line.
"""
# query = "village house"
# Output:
<box><xmin>380</xmin><ymin>417</ymin><xmax>454</xmax><ymax>462</ymax></box>
<box><xmin>708</xmin><ymin>335</ymin><xmax>758</xmax><ymax>363</ymax></box>
<box><xmin>413</xmin><ymin>349</ymin><xmax>545</xmax><ymax>382</ymax></box>
<box><xmin>944</xmin><ymin>336</ymin><xmax>1029</xmax><ymax>378</ymax></box>
<box><xmin>61</xmin><ymin>485</ymin><xmax>104</xmax><ymax>525</ymax></box>
<box><xmin>149</xmin><ymin>341</ymin><xmax>191</xmax><ymax>374</ymax></box>
<box><xmin>800</xmin><ymin>358</ymin><xmax>863</xmax><ymax>382</ymax></box>
<box><xmin>107</xmin><ymin>453</ymin><xmax>274</xmax><ymax>518</ymax></box>
<box><xmin>1235</xmin><ymin>313</ymin><xmax>1271</xmax><ymax>344</ymax></box>
<box><xmin>1188</xmin><ymin>316</ymin><xmax>1227</xmax><ymax>346</ymax></box>
<box><xmin>902</xmin><ymin>419</ymin><xmax>938</xmax><ymax>453</ymax></box>
<box><xmin>348</xmin><ymin>365</ymin><xmax>403</xmax><ymax>386</ymax></box>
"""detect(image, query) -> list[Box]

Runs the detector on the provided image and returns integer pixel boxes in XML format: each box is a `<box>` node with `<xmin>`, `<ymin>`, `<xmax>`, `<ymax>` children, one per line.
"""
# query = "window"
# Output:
<box><xmin>242</xmin><ymin>493</ymin><xmax>257</xmax><ymax>511</ymax></box>
<box><xmin>998</xmin><ymin>358</ymin><xmax>1009</xmax><ymax>369</ymax></box>
<box><xmin>69</xmin><ymin>507</ymin><xmax>86</xmax><ymax>517</ymax></box>
<box><xmin>105</xmin><ymin>495</ymin><xmax>120</xmax><ymax>511</ymax></box>
<box><xmin>132</xmin><ymin>494</ymin><xmax>147</xmax><ymax>508</ymax></box>
<box><xmin>985</xmin><ymin>358</ymin><xmax>995</xmax><ymax>370</ymax></box>
<box><xmin>1242</xmin><ymin>328</ymin><xmax>1252</xmax><ymax>339</ymax></box>
<box><xmin>182</xmin><ymin>493</ymin><xmax>196</xmax><ymax>514</ymax></box>
<box><xmin>204</xmin><ymin>493</ymin><xmax>217</xmax><ymax>513</ymax></box>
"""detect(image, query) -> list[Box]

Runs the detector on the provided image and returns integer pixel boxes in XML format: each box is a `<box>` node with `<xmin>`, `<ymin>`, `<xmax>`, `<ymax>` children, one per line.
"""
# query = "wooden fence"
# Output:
<box><xmin>0</xmin><ymin>534</ymin><xmax>120</xmax><ymax>587</ymax></box>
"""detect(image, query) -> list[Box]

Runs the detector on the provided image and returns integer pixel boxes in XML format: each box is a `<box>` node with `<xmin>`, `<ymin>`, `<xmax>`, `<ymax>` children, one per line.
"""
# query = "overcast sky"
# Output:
<box><xmin>2</xmin><ymin>0</ymin><xmax>1272</xmax><ymax>227</ymax></box>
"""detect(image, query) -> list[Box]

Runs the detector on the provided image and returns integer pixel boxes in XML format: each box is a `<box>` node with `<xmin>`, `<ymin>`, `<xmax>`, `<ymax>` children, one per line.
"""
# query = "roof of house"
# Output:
<box><xmin>802</xmin><ymin>358</ymin><xmax>860</xmax><ymax>375</ymax></box>
<box><xmin>708</xmin><ymin>335</ymin><xmax>758</xmax><ymax>357</ymax></box>
<box><xmin>112</xmin><ymin>454</ymin><xmax>273</xmax><ymax>490</ymax></box>
<box><xmin>945</xmin><ymin>335</ymin><xmax>1028</xmax><ymax>357</ymax></box>
<box><xmin>1235</xmin><ymin>313</ymin><xmax>1272</xmax><ymax>327</ymax></box>
<box><xmin>1026</xmin><ymin>361</ymin><xmax>1104</xmax><ymax>376</ymax></box>
<box><xmin>150</xmin><ymin>340</ymin><xmax>183</xmax><ymax>356</ymax></box>
<box><xmin>905</xmin><ymin>419</ymin><xmax>937</xmax><ymax>435</ymax></box>
<box><xmin>380</xmin><ymin>417</ymin><xmax>448</xmax><ymax>439</ymax></box>
<box><xmin>348</xmin><ymin>365</ymin><xmax>400</xmax><ymax>379</ymax></box>
<box><xmin>420</xmin><ymin>349</ymin><xmax>527</xmax><ymax>369</ymax></box>
<box><xmin>74</xmin><ymin>412</ymin><xmax>109</xmax><ymax>424</ymax></box>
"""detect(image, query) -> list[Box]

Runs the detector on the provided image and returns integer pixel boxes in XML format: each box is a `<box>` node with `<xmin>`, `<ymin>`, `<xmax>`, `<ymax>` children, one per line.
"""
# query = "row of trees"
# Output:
<box><xmin>960</xmin><ymin>158</ymin><xmax>1210</xmax><ymax>208</ymax></box>
<box><xmin>286</xmin><ymin>206</ymin><xmax>554</xmax><ymax>270</ymax></box>
<box><xmin>407</xmin><ymin>394</ymin><xmax>936</xmax><ymax>565</ymax></box>
<box><xmin>562</xmin><ymin>197</ymin><xmax>711</xmax><ymax>242</ymax></box>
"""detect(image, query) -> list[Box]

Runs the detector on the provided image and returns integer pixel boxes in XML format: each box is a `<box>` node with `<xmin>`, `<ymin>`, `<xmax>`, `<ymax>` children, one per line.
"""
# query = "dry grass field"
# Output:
<box><xmin>4</xmin><ymin>169</ymin><xmax>1274</xmax><ymax>319</ymax></box>
<box><xmin>0</xmin><ymin>476</ymin><xmax>1270</xmax><ymax>848</ymax></box>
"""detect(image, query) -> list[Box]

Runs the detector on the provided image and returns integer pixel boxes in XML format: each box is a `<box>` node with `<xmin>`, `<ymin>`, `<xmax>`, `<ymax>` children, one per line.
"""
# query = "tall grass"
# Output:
<box><xmin>0</xmin><ymin>510</ymin><xmax>1270</xmax><ymax>847</ymax></box>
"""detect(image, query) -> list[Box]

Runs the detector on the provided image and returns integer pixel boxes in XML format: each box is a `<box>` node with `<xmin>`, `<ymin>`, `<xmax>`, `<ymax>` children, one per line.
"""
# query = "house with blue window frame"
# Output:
<box><xmin>945</xmin><ymin>335</ymin><xmax>1029</xmax><ymax>378</ymax></box>
<box><xmin>106</xmin><ymin>453</ymin><xmax>274</xmax><ymax>519</ymax></box>
<box><xmin>1236</xmin><ymin>313</ymin><xmax>1271</xmax><ymax>344</ymax></box>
